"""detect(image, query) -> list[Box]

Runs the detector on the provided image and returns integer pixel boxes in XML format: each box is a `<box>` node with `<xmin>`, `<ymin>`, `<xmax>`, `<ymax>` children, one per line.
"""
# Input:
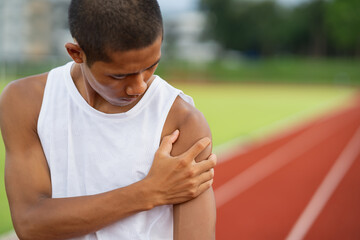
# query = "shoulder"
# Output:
<box><xmin>174</xmin><ymin>96</ymin><xmax>208</xmax><ymax>129</ymax></box>
<box><xmin>163</xmin><ymin>95</ymin><xmax>212</xmax><ymax>159</ymax></box>
<box><xmin>0</xmin><ymin>73</ymin><xmax>48</xmax><ymax>104</ymax></box>
<box><xmin>0</xmin><ymin>73</ymin><xmax>48</xmax><ymax>131</ymax></box>
<box><xmin>164</xmin><ymin>95</ymin><xmax>210</xmax><ymax>135</ymax></box>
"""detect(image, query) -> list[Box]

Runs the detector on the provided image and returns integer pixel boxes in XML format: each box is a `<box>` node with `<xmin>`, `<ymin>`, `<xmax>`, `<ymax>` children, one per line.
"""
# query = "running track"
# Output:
<box><xmin>214</xmin><ymin>93</ymin><xmax>360</xmax><ymax>240</ymax></box>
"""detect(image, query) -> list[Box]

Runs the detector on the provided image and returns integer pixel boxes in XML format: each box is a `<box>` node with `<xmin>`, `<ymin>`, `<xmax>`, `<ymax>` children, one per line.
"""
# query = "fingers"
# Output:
<box><xmin>197</xmin><ymin>168</ymin><xmax>215</xmax><ymax>185</ymax></box>
<box><xmin>158</xmin><ymin>130</ymin><xmax>180</xmax><ymax>155</ymax></box>
<box><xmin>181</xmin><ymin>137</ymin><xmax>211</xmax><ymax>161</ymax></box>
<box><xmin>194</xmin><ymin>153</ymin><xmax>217</xmax><ymax>175</ymax></box>
<box><xmin>196</xmin><ymin>179</ymin><xmax>214</xmax><ymax>196</ymax></box>
<box><xmin>192</xmin><ymin>155</ymin><xmax>216</xmax><ymax>196</ymax></box>
<box><xmin>173</xmin><ymin>171</ymin><xmax>214</xmax><ymax>202</ymax></box>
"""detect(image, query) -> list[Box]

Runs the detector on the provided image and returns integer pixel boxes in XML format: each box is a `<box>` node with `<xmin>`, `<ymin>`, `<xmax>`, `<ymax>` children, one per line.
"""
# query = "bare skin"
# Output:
<box><xmin>0</xmin><ymin>35</ymin><xmax>216</xmax><ymax>239</ymax></box>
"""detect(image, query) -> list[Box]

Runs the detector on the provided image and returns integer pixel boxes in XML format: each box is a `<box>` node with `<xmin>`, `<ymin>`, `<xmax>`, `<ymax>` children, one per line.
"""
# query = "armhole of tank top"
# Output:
<box><xmin>179</xmin><ymin>92</ymin><xmax>195</xmax><ymax>107</ymax></box>
<box><xmin>37</xmin><ymin>69</ymin><xmax>54</xmax><ymax>135</ymax></box>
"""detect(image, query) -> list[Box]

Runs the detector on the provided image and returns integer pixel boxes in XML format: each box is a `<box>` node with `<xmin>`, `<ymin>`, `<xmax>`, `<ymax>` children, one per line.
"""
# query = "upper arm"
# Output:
<box><xmin>0</xmin><ymin>75</ymin><xmax>51</xmax><ymax>228</ymax></box>
<box><xmin>163</xmin><ymin>96</ymin><xmax>216</xmax><ymax>240</ymax></box>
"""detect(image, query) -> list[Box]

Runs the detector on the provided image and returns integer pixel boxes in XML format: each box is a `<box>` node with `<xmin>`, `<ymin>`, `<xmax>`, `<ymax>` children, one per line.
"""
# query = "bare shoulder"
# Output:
<box><xmin>0</xmin><ymin>73</ymin><xmax>48</xmax><ymax>105</ymax></box>
<box><xmin>0</xmin><ymin>73</ymin><xmax>48</xmax><ymax>131</ymax></box>
<box><xmin>174</xmin><ymin>96</ymin><xmax>207</xmax><ymax>125</ymax></box>
<box><xmin>163</xmin><ymin>95</ymin><xmax>212</xmax><ymax>159</ymax></box>
<box><xmin>163</xmin><ymin>95</ymin><xmax>210</xmax><ymax>138</ymax></box>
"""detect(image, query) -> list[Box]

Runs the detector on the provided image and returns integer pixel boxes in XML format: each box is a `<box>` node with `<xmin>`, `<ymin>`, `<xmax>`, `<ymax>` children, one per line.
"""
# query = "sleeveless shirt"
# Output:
<box><xmin>37</xmin><ymin>61</ymin><xmax>194</xmax><ymax>240</ymax></box>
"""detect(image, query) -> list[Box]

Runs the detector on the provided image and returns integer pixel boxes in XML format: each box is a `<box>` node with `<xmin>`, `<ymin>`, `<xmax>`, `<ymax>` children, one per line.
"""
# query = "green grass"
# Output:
<box><xmin>172</xmin><ymin>82</ymin><xmax>356</xmax><ymax>147</ymax></box>
<box><xmin>0</xmin><ymin>142</ymin><xmax>11</xmax><ymax>234</ymax></box>
<box><xmin>0</xmin><ymin>81</ymin><xmax>13</xmax><ymax>234</ymax></box>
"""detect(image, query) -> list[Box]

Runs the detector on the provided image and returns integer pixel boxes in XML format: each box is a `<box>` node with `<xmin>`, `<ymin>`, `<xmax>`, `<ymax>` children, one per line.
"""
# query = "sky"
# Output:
<box><xmin>157</xmin><ymin>0</ymin><xmax>197</xmax><ymax>15</ymax></box>
<box><xmin>157</xmin><ymin>0</ymin><xmax>309</xmax><ymax>15</ymax></box>
<box><xmin>276</xmin><ymin>0</ymin><xmax>310</xmax><ymax>6</ymax></box>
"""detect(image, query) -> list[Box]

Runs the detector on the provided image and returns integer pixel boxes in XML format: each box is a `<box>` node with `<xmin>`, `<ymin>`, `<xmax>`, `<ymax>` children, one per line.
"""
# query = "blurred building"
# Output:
<box><xmin>163</xmin><ymin>11</ymin><xmax>220</xmax><ymax>63</ymax></box>
<box><xmin>0</xmin><ymin>0</ymin><xmax>71</xmax><ymax>62</ymax></box>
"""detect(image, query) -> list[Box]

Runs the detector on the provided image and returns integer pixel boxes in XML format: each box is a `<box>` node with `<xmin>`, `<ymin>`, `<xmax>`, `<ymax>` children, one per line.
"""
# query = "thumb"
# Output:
<box><xmin>158</xmin><ymin>129</ymin><xmax>180</xmax><ymax>154</ymax></box>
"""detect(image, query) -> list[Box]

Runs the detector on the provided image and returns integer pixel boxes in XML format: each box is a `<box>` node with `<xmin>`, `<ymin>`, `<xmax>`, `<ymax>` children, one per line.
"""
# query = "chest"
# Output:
<box><xmin>39</xmin><ymin>103</ymin><xmax>163</xmax><ymax>197</ymax></box>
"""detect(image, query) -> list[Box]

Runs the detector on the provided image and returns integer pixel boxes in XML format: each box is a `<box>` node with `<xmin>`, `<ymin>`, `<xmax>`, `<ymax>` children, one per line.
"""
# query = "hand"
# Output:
<box><xmin>145</xmin><ymin>130</ymin><xmax>217</xmax><ymax>206</ymax></box>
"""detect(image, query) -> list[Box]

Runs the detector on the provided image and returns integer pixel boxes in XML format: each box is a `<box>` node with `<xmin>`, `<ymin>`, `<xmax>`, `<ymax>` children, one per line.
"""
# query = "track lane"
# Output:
<box><xmin>213</xmin><ymin>102</ymin><xmax>359</xmax><ymax>190</ymax></box>
<box><xmin>286</xmin><ymin>126</ymin><xmax>360</xmax><ymax>240</ymax></box>
<box><xmin>214</xmin><ymin>94</ymin><xmax>360</xmax><ymax>239</ymax></box>
<box><xmin>305</xmin><ymin>149</ymin><xmax>360</xmax><ymax>240</ymax></box>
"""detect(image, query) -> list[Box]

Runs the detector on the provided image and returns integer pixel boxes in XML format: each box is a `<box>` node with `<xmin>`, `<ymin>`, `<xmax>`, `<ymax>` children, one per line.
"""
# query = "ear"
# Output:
<box><xmin>65</xmin><ymin>42</ymin><xmax>85</xmax><ymax>63</ymax></box>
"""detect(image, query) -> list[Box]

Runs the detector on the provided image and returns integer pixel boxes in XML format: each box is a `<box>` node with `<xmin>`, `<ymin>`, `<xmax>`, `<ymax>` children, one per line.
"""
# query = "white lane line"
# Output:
<box><xmin>285</xmin><ymin>126</ymin><xmax>360</xmax><ymax>240</ymax></box>
<box><xmin>214</xmin><ymin>115</ymin><xmax>349</xmax><ymax>208</ymax></box>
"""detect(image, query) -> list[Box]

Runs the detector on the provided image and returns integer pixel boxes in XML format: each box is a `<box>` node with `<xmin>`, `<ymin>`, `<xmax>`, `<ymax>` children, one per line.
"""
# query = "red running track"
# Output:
<box><xmin>214</xmin><ymin>93</ymin><xmax>360</xmax><ymax>240</ymax></box>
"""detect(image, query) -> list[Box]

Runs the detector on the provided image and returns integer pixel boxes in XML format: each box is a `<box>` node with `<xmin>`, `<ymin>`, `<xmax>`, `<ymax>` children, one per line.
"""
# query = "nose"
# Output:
<box><xmin>125</xmin><ymin>74</ymin><xmax>148</xmax><ymax>96</ymax></box>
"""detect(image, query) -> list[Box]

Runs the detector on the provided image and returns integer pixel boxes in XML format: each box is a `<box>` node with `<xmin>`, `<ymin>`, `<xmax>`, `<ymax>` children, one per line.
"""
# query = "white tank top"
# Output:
<box><xmin>37</xmin><ymin>62</ymin><xmax>194</xmax><ymax>240</ymax></box>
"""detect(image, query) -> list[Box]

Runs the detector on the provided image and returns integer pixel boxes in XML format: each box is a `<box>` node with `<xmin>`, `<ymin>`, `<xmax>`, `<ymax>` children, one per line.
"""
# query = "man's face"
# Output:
<box><xmin>80</xmin><ymin>35</ymin><xmax>162</xmax><ymax>109</ymax></box>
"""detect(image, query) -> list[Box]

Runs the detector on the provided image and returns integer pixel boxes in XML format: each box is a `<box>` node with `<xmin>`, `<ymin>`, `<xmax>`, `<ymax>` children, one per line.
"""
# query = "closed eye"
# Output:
<box><xmin>109</xmin><ymin>58</ymin><xmax>161</xmax><ymax>80</ymax></box>
<box><xmin>111</xmin><ymin>75</ymin><xmax>126</xmax><ymax>80</ymax></box>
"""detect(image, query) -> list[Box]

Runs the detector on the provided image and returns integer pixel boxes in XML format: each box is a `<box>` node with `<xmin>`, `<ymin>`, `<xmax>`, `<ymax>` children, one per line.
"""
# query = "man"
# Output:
<box><xmin>0</xmin><ymin>0</ymin><xmax>216</xmax><ymax>239</ymax></box>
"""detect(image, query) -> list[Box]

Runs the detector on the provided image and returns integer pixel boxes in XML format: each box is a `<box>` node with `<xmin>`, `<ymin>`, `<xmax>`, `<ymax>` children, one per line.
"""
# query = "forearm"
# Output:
<box><xmin>14</xmin><ymin>180</ymin><xmax>154</xmax><ymax>240</ymax></box>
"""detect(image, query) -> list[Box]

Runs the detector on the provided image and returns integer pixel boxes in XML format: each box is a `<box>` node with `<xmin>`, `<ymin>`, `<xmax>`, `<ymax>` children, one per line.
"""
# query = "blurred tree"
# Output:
<box><xmin>325</xmin><ymin>0</ymin><xmax>360</xmax><ymax>56</ymax></box>
<box><xmin>200</xmin><ymin>0</ymin><xmax>287</xmax><ymax>57</ymax></box>
<box><xmin>200</xmin><ymin>0</ymin><xmax>359</xmax><ymax>57</ymax></box>
<box><xmin>285</xmin><ymin>0</ymin><xmax>328</xmax><ymax>56</ymax></box>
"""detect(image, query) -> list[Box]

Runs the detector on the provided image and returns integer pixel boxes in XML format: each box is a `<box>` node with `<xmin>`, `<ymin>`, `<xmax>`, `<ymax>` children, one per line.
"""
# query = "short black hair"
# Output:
<box><xmin>68</xmin><ymin>0</ymin><xmax>163</xmax><ymax>66</ymax></box>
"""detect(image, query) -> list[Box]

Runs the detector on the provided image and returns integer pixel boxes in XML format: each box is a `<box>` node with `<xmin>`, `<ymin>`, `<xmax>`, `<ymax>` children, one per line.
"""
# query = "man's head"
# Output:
<box><xmin>65</xmin><ymin>0</ymin><xmax>163</xmax><ymax>109</ymax></box>
<box><xmin>68</xmin><ymin>0</ymin><xmax>163</xmax><ymax>66</ymax></box>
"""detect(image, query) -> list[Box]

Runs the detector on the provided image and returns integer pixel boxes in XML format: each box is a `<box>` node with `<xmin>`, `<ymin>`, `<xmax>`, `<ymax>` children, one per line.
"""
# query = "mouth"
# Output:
<box><xmin>115</xmin><ymin>97</ymin><xmax>139</xmax><ymax>106</ymax></box>
<box><xmin>119</xmin><ymin>97</ymin><xmax>138</xmax><ymax>103</ymax></box>
<box><xmin>102</xmin><ymin>94</ymin><xmax>140</xmax><ymax>107</ymax></box>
